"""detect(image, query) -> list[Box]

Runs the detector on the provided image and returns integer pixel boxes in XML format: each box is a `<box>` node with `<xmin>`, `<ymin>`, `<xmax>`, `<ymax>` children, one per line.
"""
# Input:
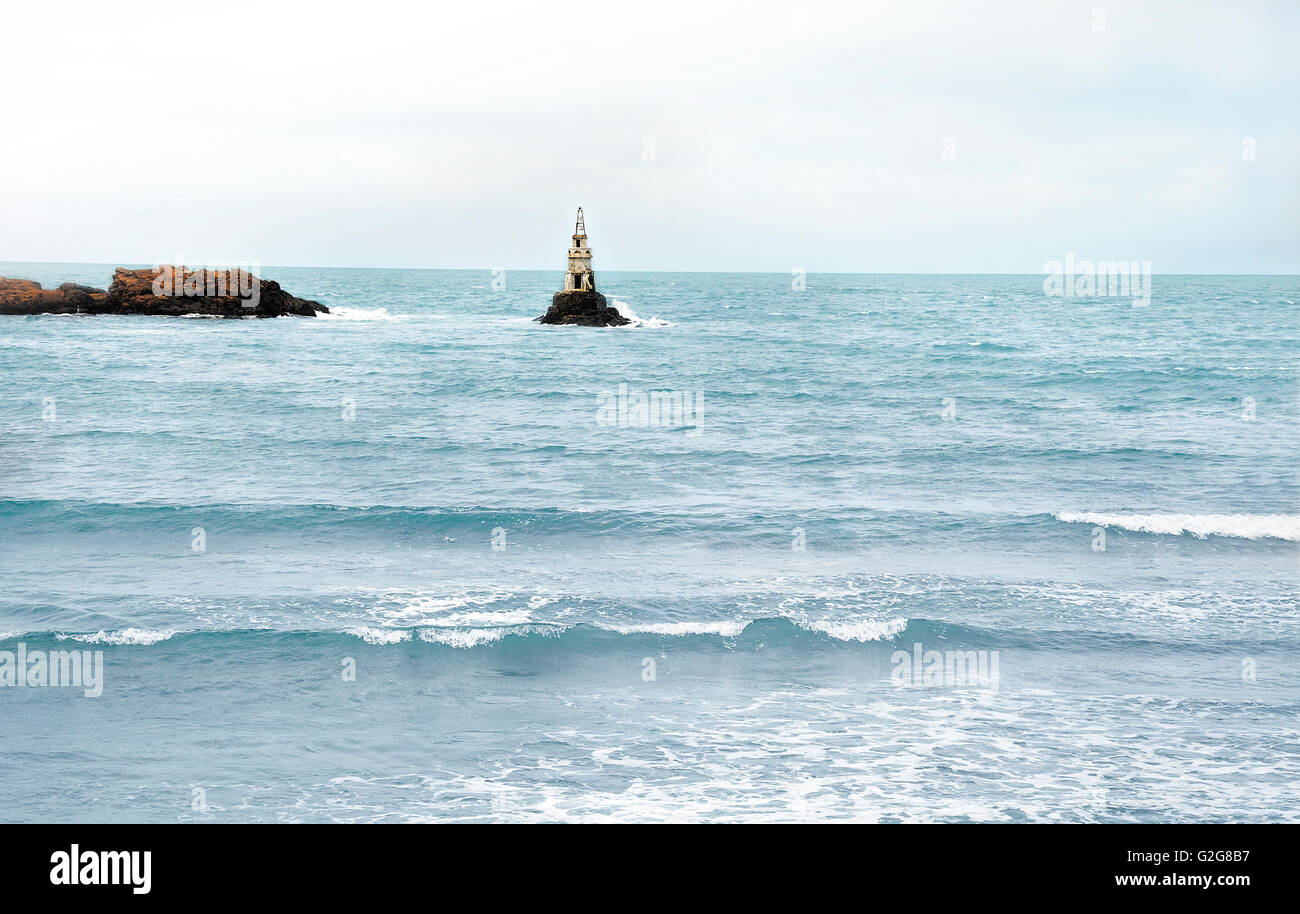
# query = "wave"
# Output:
<box><xmin>344</xmin><ymin>626</ymin><xmax>411</xmax><ymax>645</ymax></box>
<box><xmin>0</xmin><ymin>500</ymin><xmax>716</xmax><ymax>542</ymax></box>
<box><xmin>6</xmin><ymin>499</ymin><xmax>1296</xmax><ymax>547</ymax></box>
<box><xmin>610</xmin><ymin>300</ymin><xmax>672</xmax><ymax>328</ymax></box>
<box><xmin>791</xmin><ymin>617</ymin><xmax>909</xmax><ymax>642</ymax></box>
<box><xmin>54</xmin><ymin>628</ymin><xmax>180</xmax><ymax>645</ymax></box>
<box><xmin>314</xmin><ymin>307</ymin><xmax>398</xmax><ymax>322</ymax></box>
<box><xmin>11</xmin><ymin>617</ymin><xmax>937</xmax><ymax>652</ymax></box>
<box><xmin>1054</xmin><ymin>511</ymin><xmax>1300</xmax><ymax>541</ymax></box>
<box><xmin>596</xmin><ymin>620</ymin><xmax>750</xmax><ymax>637</ymax></box>
<box><xmin>0</xmin><ymin>499</ymin><xmax>869</xmax><ymax>542</ymax></box>
<box><xmin>417</xmin><ymin>623</ymin><xmax>565</xmax><ymax>648</ymax></box>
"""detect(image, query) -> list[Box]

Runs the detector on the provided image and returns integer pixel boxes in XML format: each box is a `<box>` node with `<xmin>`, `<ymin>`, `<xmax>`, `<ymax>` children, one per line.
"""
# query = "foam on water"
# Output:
<box><xmin>416</xmin><ymin>623</ymin><xmax>564</xmax><ymax>648</ymax></box>
<box><xmin>596</xmin><ymin>620</ymin><xmax>750</xmax><ymax>637</ymax></box>
<box><xmin>55</xmin><ymin>628</ymin><xmax>180</xmax><ymax>645</ymax></box>
<box><xmin>314</xmin><ymin>306</ymin><xmax>399</xmax><ymax>321</ymax></box>
<box><xmin>1055</xmin><ymin>511</ymin><xmax>1300</xmax><ymax>541</ymax></box>
<box><xmin>344</xmin><ymin>626</ymin><xmax>412</xmax><ymax>645</ymax></box>
<box><xmin>792</xmin><ymin>617</ymin><xmax>909</xmax><ymax>642</ymax></box>
<box><xmin>610</xmin><ymin>299</ymin><xmax>672</xmax><ymax>328</ymax></box>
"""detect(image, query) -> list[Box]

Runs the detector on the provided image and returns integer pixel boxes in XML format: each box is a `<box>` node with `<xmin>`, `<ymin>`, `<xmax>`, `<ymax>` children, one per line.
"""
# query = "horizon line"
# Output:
<box><xmin>1</xmin><ymin>260</ymin><xmax>1297</xmax><ymax>277</ymax></box>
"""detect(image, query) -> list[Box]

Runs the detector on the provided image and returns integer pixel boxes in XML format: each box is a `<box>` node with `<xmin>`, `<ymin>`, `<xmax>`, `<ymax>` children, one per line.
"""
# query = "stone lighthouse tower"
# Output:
<box><xmin>564</xmin><ymin>208</ymin><xmax>595</xmax><ymax>292</ymax></box>
<box><xmin>537</xmin><ymin>207</ymin><xmax>629</xmax><ymax>326</ymax></box>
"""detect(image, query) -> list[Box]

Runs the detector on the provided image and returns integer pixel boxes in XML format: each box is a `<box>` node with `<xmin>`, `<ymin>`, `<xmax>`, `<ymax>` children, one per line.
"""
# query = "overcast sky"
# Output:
<box><xmin>1</xmin><ymin>0</ymin><xmax>1296</xmax><ymax>272</ymax></box>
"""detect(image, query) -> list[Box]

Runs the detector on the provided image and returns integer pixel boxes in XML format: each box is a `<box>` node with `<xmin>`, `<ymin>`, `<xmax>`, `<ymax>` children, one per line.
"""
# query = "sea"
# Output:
<box><xmin>0</xmin><ymin>264</ymin><xmax>1296</xmax><ymax>822</ymax></box>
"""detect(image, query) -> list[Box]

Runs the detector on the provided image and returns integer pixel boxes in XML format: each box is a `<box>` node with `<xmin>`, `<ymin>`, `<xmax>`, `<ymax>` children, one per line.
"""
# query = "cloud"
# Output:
<box><xmin>0</xmin><ymin>0</ymin><xmax>1295</xmax><ymax>271</ymax></box>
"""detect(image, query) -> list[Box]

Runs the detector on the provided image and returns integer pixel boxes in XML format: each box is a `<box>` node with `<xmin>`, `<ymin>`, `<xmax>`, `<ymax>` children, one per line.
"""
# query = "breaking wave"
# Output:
<box><xmin>314</xmin><ymin>307</ymin><xmax>398</xmax><ymax>322</ymax></box>
<box><xmin>610</xmin><ymin>300</ymin><xmax>672</xmax><ymax>328</ymax></box>
<box><xmin>15</xmin><ymin>617</ymin><xmax>935</xmax><ymax>652</ymax></box>
<box><xmin>54</xmin><ymin>628</ymin><xmax>181</xmax><ymax>646</ymax></box>
<box><xmin>1054</xmin><ymin>511</ymin><xmax>1300</xmax><ymax>541</ymax></box>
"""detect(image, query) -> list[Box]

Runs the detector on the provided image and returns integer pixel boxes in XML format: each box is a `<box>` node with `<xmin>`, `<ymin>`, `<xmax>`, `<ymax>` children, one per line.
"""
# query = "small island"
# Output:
<box><xmin>536</xmin><ymin>208</ymin><xmax>629</xmax><ymax>327</ymax></box>
<box><xmin>0</xmin><ymin>266</ymin><xmax>328</xmax><ymax>318</ymax></box>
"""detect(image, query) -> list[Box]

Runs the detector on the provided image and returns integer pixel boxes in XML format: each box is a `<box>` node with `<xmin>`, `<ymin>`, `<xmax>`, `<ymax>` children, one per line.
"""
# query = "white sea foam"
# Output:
<box><xmin>597</xmin><ymin>620</ymin><xmax>750</xmax><ymax>637</ymax></box>
<box><xmin>430</xmin><ymin>609</ymin><xmax>534</xmax><ymax>627</ymax></box>
<box><xmin>362</xmin><ymin>590</ymin><xmax>515</xmax><ymax>624</ymax></box>
<box><xmin>56</xmin><ymin>628</ymin><xmax>179</xmax><ymax>645</ymax></box>
<box><xmin>1054</xmin><ymin>511</ymin><xmax>1300</xmax><ymax>541</ymax></box>
<box><xmin>791</xmin><ymin>617</ymin><xmax>908</xmax><ymax>642</ymax></box>
<box><xmin>315</xmin><ymin>307</ymin><xmax>397</xmax><ymax>321</ymax></box>
<box><xmin>417</xmin><ymin>628</ymin><xmax>509</xmax><ymax>648</ymax></box>
<box><xmin>345</xmin><ymin>626</ymin><xmax>412</xmax><ymax>645</ymax></box>
<box><xmin>610</xmin><ymin>300</ymin><xmax>672</xmax><ymax>328</ymax></box>
<box><xmin>416</xmin><ymin>624</ymin><xmax>564</xmax><ymax>648</ymax></box>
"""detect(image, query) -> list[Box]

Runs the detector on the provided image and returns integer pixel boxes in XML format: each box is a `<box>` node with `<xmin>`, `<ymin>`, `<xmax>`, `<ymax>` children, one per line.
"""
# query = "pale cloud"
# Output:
<box><xmin>0</xmin><ymin>0</ymin><xmax>1295</xmax><ymax>272</ymax></box>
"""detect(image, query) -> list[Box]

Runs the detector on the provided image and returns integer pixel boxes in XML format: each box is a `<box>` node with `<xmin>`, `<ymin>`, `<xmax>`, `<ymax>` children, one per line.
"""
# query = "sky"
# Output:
<box><xmin>1</xmin><ymin>0</ymin><xmax>1296</xmax><ymax>273</ymax></box>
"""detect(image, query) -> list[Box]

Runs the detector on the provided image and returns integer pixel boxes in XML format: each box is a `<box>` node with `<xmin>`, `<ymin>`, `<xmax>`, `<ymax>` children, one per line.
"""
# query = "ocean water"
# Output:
<box><xmin>0</xmin><ymin>264</ymin><xmax>1296</xmax><ymax>822</ymax></box>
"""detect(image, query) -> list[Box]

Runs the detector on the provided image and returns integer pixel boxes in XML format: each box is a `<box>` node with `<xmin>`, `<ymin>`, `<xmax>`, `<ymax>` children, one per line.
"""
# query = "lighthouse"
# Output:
<box><xmin>564</xmin><ymin>207</ymin><xmax>595</xmax><ymax>292</ymax></box>
<box><xmin>536</xmin><ymin>207</ymin><xmax>629</xmax><ymax>326</ymax></box>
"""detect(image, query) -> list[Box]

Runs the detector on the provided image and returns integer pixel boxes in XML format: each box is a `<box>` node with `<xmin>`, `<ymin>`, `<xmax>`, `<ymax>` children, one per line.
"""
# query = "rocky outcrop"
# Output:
<box><xmin>105</xmin><ymin>266</ymin><xmax>327</xmax><ymax>317</ymax></box>
<box><xmin>0</xmin><ymin>266</ymin><xmax>327</xmax><ymax>318</ymax></box>
<box><xmin>0</xmin><ymin>278</ymin><xmax>108</xmax><ymax>314</ymax></box>
<box><xmin>536</xmin><ymin>289</ymin><xmax>629</xmax><ymax>327</ymax></box>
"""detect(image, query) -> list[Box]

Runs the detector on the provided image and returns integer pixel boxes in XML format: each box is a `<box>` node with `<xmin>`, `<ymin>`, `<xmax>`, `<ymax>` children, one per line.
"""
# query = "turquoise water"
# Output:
<box><xmin>1</xmin><ymin>264</ymin><xmax>1296</xmax><ymax>822</ymax></box>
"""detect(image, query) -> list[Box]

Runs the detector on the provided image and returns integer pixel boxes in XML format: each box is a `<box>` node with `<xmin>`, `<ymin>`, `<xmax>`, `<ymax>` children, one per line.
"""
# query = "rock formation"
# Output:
<box><xmin>536</xmin><ymin>208</ymin><xmax>629</xmax><ymax>327</ymax></box>
<box><xmin>0</xmin><ymin>266</ymin><xmax>328</xmax><ymax>318</ymax></box>
<box><xmin>0</xmin><ymin>278</ymin><xmax>107</xmax><ymax>314</ymax></box>
<box><xmin>537</xmin><ymin>289</ymin><xmax>628</xmax><ymax>327</ymax></box>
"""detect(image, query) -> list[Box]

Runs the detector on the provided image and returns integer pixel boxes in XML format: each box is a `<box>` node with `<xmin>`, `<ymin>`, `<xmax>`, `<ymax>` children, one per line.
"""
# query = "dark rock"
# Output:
<box><xmin>536</xmin><ymin>289</ymin><xmax>629</xmax><ymax>327</ymax></box>
<box><xmin>57</xmin><ymin>283</ymin><xmax>106</xmax><ymax>307</ymax></box>
<box><xmin>0</xmin><ymin>267</ymin><xmax>327</xmax><ymax>318</ymax></box>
